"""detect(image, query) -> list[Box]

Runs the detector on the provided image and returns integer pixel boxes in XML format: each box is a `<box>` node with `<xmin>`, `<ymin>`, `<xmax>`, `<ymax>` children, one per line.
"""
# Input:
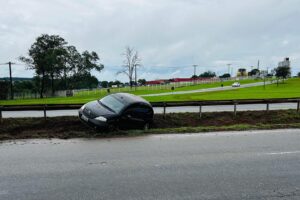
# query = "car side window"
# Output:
<box><xmin>124</xmin><ymin>106</ymin><xmax>152</xmax><ymax>119</ymax></box>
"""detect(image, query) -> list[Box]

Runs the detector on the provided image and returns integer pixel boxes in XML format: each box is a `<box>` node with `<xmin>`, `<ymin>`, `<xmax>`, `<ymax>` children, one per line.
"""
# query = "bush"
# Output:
<box><xmin>0</xmin><ymin>81</ymin><xmax>9</xmax><ymax>100</ymax></box>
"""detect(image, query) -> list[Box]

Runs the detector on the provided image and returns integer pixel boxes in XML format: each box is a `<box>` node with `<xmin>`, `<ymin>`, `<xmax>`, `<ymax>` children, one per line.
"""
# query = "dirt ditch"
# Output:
<box><xmin>1</xmin><ymin>110</ymin><xmax>300</xmax><ymax>140</ymax></box>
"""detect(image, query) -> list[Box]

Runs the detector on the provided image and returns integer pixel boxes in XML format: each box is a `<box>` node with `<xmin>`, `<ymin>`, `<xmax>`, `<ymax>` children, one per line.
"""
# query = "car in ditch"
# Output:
<box><xmin>79</xmin><ymin>93</ymin><xmax>154</xmax><ymax>130</ymax></box>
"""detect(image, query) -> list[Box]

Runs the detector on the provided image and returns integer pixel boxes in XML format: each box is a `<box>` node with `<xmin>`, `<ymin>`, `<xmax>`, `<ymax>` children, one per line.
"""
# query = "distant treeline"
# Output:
<box><xmin>0</xmin><ymin>77</ymin><xmax>32</xmax><ymax>81</ymax></box>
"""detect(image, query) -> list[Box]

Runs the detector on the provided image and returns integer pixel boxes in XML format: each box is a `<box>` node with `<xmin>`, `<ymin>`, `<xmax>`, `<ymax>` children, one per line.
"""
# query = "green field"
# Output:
<box><xmin>0</xmin><ymin>78</ymin><xmax>298</xmax><ymax>105</ymax></box>
<box><xmin>74</xmin><ymin>79</ymin><xmax>260</xmax><ymax>96</ymax></box>
<box><xmin>145</xmin><ymin>78</ymin><xmax>300</xmax><ymax>102</ymax></box>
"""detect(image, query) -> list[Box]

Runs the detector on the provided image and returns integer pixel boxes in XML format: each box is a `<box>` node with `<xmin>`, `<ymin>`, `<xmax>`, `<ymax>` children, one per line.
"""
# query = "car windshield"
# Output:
<box><xmin>99</xmin><ymin>95</ymin><xmax>125</xmax><ymax>113</ymax></box>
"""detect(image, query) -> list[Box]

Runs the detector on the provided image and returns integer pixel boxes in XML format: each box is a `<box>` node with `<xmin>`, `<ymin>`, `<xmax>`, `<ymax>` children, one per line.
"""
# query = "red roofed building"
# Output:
<box><xmin>146</xmin><ymin>79</ymin><xmax>167</xmax><ymax>85</ymax></box>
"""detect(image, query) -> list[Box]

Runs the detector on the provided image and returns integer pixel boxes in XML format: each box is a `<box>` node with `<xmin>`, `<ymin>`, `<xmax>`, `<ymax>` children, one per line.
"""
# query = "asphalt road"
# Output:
<box><xmin>1</xmin><ymin>129</ymin><xmax>300</xmax><ymax>200</ymax></box>
<box><xmin>140</xmin><ymin>81</ymin><xmax>272</xmax><ymax>97</ymax></box>
<box><xmin>2</xmin><ymin>103</ymin><xmax>298</xmax><ymax>118</ymax></box>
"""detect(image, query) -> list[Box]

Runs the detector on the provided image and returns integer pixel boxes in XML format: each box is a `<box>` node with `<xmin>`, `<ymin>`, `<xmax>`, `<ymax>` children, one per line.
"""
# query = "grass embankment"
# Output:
<box><xmin>1</xmin><ymin>110</ymin><xmax>300</xmax><ymax>140</ymax></box>
<box><xmin>146</xmin><ymin>78</ymin><xmax>300</xmax><ymax>102</ymax></box>
<box><xmin>0</xmin><ymin>79</ymin><xmax>260</xmax><ymax>105</ymax></box>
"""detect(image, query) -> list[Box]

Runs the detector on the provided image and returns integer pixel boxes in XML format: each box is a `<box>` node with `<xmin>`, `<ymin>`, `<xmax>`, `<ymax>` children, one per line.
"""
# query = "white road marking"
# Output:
<box><xmin>263</xmin><ymin>151</ymin><xmax>300</xmax><ymax>155</ymax></box>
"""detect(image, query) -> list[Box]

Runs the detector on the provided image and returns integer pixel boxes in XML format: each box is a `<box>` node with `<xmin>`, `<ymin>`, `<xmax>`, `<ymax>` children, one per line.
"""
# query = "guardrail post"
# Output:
<box><xmin>163</xmin><ymin>102</ymin><xmax>166</xmax><ymax>118</ymax></box>
<box><xmin>44</xmin><ymin>104</ymin><xmax>47</xmax><ymax>121</ymax></box>
<box><xmin>297</xmin><ymin>100</ymin><xmax>300</xmax><ymax>113</ymax></box>
<box><xmin>0</xmin><ymin>106</ymin><xmax>2</xmax><ymax>124</ymax></box>
<box><xmin>199</xmin><ymin>104</ymin><xmax>202</xmax><ymax>119</ymax></box>
<box><xmin>233</xmin><ymin>102</ymin><xmax>237</xmax><ymax>117</ymax></box>
<box><xmin>266</xmin><ymin>102</ymin><xmax>269</xmax><ymax>113</ymax></box>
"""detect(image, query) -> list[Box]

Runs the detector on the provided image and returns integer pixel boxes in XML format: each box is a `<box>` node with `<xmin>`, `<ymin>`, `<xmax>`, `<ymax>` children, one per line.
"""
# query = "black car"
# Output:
<box><xmin>79</xmin><ymin>93</ymin><xmax>154</xmax><ymax>130</ymax></box>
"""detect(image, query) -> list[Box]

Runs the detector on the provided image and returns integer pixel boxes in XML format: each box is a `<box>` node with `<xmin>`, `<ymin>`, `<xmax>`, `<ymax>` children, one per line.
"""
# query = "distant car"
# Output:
<box><xmin>232</xmin><ymin>82</ymin><xmax>241</xmax><ymax>87</ymax></box>
<box><xmin>79</xmin><ymin>93</ymin><xmax>154</xmax><ymax>130</ymax></box>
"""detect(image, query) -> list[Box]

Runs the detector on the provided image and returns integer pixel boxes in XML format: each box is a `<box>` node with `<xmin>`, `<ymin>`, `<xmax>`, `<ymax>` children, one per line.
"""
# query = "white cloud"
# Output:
<box><xmin>1</xmin><ymin>0</ymin><xmax>300</xmax><ymax>81</ymax></box>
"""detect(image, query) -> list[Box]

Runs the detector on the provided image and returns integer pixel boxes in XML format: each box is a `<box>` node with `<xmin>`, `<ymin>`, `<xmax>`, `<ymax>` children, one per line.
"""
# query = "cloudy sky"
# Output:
<box><xmin>0</xmin><ymin>0</ymin><xmax>299</xmax><ymax>81</ymax></box>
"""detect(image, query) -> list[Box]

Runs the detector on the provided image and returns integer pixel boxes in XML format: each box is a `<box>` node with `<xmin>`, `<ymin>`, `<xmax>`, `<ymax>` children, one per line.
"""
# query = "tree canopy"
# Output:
<box><xmin>199</xmin><ymin>71</ymin><xmax>216</xmax><ymax>78</ymax></box>
<box><xmin>248</xmin><ymin>69</ymin><xmax>260</xmax><ymax>76</ymax></box>
<box><xmin>19</xmin><ymin>34</ymin><xmax>104</xmax><ymax>98</ymax></box>
<box><xmin>219</xmin><ymin>73</ymin><xmax>231</xmax><ymax>78</ymax></box>
<box><xmin>275</xmin><ymin>66</ymin><xmax>291</xmax><ymax>79</ymax></box>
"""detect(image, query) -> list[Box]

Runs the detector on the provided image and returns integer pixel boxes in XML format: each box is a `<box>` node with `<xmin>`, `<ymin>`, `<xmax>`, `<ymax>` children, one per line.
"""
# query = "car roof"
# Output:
<box><xmin>110</xmin><ymin>93</ymin><xmax>151</xmax><ymax>106</ymax></box>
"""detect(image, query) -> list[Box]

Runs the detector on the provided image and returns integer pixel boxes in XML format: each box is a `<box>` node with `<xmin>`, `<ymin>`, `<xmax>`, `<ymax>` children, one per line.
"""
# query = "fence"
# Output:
<box><xmin>0</xmin><ymin>98</ymin><xmax>300</xmax><ymax>122</ymax></box>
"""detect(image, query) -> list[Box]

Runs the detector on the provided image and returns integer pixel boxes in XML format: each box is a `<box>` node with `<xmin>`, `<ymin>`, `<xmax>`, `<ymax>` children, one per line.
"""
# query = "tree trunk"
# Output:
<box><xmin>40</xmin><ymin>73</ymin><xmax>45</xmax><ymax>98</ymax></box>
<box><xmin>129</xmin><ymin>77</ymin><xmax>132</xmax><ymax>89</ymax></box>
<box><xmin>64</xmin><ymin>70</ymin><xmax>67</xmax><ymax>90</ymax></box>
<box><xmin>51</xmin><ymin>73</ymin><xmax>54</xmax><ymax>96</ymax></box>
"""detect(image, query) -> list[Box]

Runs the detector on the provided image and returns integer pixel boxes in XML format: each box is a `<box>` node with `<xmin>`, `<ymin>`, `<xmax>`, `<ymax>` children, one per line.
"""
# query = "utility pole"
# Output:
<box><xmin>8</xmin><ymin>62</ymin><xmax>15</xmax><ymax>100</ymax></box>
<box><xmin>227</xmin><ymin>64</ymin><xmax>232</xmax><ymax>77</ymax></box>
<box><xmin>193</xmin><ymin>64</ymin><xmax>198</xmax><ymax>85</ymax></box>
<box><xmin>0</xmin><ymin>61</ymin><xmax>15</xmax><ymax>99</ymax></box>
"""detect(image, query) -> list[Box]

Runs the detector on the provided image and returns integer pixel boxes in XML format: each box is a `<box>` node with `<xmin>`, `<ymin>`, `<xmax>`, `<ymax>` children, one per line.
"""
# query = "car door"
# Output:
<box><xmin>120</xmin><ymin>105</ymin><xmax>151</xmax><ymax>129</ymax></box>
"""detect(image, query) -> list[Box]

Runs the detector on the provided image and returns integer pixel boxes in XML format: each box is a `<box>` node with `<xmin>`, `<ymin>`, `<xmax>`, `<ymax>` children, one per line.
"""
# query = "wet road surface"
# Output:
<box><xmin>1</xmin><ymin>129</ymin><xmax>300</xmax><ymax>199</ymax></box>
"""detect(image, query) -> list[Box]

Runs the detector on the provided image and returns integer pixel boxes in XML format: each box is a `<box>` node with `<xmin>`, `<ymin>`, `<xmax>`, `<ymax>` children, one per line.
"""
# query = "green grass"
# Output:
<box><xmin>1</xmin><ymin>110</ymin><xmax>300</xmax><ymax>140</ymax></box>
<box><xmin>0</xmin><ymin>79</ymin><xmax>261</xmax><ymax>105</ymax></box>
<box><xmin>1</xmin><ymin>78</ymin><xmax>298</xmax><ymax>105</ymax></box>
<box><xmin>74</xmin><ymin>78</ymin><xmax>260</xmax><ymax>96</ymax></box>
<box><xmin>144</xmin><ymin>78</ymin><xmax>300</xmax><ymax>102</ymax></box>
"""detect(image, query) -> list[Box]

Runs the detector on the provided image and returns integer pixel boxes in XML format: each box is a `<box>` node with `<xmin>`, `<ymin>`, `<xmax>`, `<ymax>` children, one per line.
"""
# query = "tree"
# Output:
<box><xmin>275</xmin><ymin>66</ymin><xmax>291</xmax><ymax>83</ymax></box>
<box><xmin>0</xmin><ymin>81</ymin><xmax>9</xmax><ymax>100</ymax></box>
<box><xmin>118</xmin><ymin>46</ymin><xmax>141</xmax><ymax>89</ymax></box>
<box><xmin>20</xmin><ymin>34</ymin><xmax>104</xmax><ymax>96</ymax></box>
<box><xmin>138</xmin><ymin>79</ymin><xmax>146</xmax><ymax>85</ymax></box>
<box><xmin>100</xmin><ymin>81</ymin><xmax>109</xmax><ymax>88</ymax></box>
<box><xmin>199</xmin><ymin>71</ymin><xmax>216</xmax><ymax>78</ymax></box>
<box><xmin>248</xmin><ymin>69</ymin><xmax>260</xmax><ymax>76</ymax></box>
<box><xmin>219</xmin><ymin>73</ymin><xmax>231</xmax><ymax>79</ymax></box>
<box><xmin>19</xmin><ymin>34</ymin><xmax>67</xmax><ymax>98</ymax></box>
<box><xmin>298</xmin><ymin>72</ymin><xmax>300</xmax><ymax>77</ymax></box>
<box><xmin>113</xmin><ymin>80</ymin><xmax>122</xmax><ymax>86</ymax></box>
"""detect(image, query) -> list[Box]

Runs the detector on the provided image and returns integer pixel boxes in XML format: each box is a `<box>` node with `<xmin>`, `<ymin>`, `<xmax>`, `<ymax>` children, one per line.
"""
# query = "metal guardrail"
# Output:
<box><xmin>0</xmin><ymin>98</ymin><xmax>300</xmax><ymax>122</ymax></box>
